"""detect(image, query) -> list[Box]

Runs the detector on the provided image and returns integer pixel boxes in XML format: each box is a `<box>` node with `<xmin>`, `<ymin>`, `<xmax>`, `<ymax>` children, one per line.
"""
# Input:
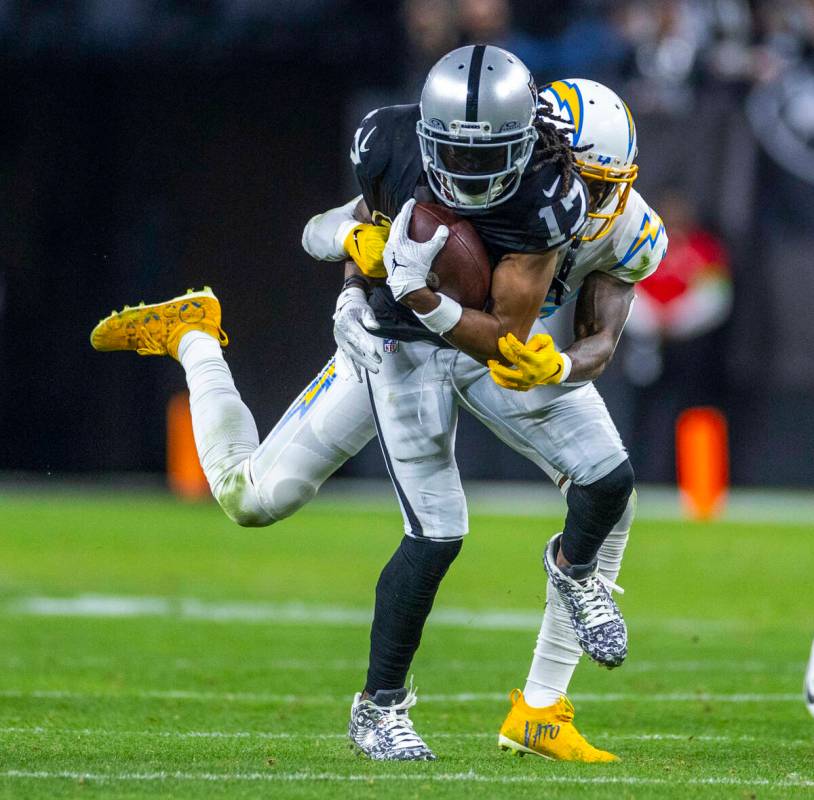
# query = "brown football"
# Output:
<box><xmin>408</xmin><ymin>202</ymin><xmax>492</xmax><ymax>310</ymax></box>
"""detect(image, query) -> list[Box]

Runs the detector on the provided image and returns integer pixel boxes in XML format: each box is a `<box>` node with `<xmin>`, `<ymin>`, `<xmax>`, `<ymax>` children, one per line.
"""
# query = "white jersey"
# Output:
<box><xmin>540</xmin><ymin>188</ymin><xmax>668</xmax><ymax>320</ymax></box>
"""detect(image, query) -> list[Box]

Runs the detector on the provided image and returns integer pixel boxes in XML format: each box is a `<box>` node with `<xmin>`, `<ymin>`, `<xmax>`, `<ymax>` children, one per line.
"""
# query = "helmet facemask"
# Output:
<box><xmin>417</xmin><ymin>119</ymin><xmax>537</xmax><ymax>211</ymax></box>
<box><xmin>577</xmin><ymin>160</ymin><xmax>638</xmax><ymax>241</ymax></box>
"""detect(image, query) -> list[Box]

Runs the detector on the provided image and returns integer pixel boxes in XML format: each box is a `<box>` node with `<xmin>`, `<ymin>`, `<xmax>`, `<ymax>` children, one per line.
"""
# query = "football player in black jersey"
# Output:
<box><xmin>338</xmin><ymin>46</ymin><xmax>633</xmax><ymax>761</ymax></box>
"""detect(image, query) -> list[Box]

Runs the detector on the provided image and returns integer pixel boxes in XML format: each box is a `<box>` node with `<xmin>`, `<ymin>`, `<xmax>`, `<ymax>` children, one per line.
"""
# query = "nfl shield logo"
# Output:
<box><xmin>383</xmin><ymin>339</ymin><xmax>399</xmax><ymax>353</ymax></box>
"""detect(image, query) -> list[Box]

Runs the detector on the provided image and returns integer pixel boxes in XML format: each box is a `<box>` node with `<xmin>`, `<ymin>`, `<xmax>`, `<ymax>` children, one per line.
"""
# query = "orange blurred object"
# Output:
<box><xmin>676</xmin><ymin>407</ymin><xmax>729</xmax><ymax>519</ymax></box>
<box><xmin>166</xmin><ymin>391</ymin><xmax>209</xmax><ymax>499</ymax></box>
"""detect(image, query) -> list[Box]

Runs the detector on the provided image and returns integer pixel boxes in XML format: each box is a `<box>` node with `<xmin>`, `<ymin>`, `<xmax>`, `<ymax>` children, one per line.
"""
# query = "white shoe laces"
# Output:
<box><xmin>367</xmin><ymin>687</ymin><xmax>427</xmax><ymax>752</ymax></box>
<box><xmin>578</xmin><ymin>573</ymin><xmax>624</xmax><ymax>629</ymax></box>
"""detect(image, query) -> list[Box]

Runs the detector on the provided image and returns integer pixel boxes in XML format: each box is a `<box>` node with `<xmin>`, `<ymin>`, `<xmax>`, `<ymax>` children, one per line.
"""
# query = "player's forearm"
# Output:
<box><xmin>344</xmin><ymin>259</ymin><xmax>366</xmax><ymax>281</ymax></box>
<box><xmin>562</xmin><ymin>333</ymin><xmax>617</xmax><ymax>382</ymax></box>
<box><xmin>566</xmin><ymin>271</ymin><xmax>634</xmax><ymax>381</ymax></box>
<box><xmin>402</xmin><ymin>288</ymin><xmax>532</xmax><ymax>363</ymax></box>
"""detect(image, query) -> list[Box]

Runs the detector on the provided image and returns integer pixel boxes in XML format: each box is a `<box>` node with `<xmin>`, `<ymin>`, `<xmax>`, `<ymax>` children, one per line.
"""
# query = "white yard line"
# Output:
<box><xmin>0</xmin><ymin>727</ymin><xmax>810</xmax><ymax>747</ymax></box>
<box><xmin>1</xmin><ymin>654</ymin><xmax>799</xmax><ymax>675</ymax></box>
<box><xmin>0</xmin><ymin>688</ymin><xmax>803</xmax><ymax>703</ymax></box>
<box><xmin>3</xmin><ymin>594</ymin><xmax>748</xmax><ymax>633</ymax></box>
<box><xmin>1</xmin><ymin>769</ymin><xmax>813</xmax><ymax>788</ymax></box>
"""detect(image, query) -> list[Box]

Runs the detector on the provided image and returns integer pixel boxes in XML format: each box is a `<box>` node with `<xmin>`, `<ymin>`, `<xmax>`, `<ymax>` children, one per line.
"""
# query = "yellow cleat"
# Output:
<box><xmin>497</xmin><ymin>689</ymin><xmax>618</xmax><ymax>762</ymax></box>
<box><xmin>90</xmin><ymin>287</ymin><xmax>228</xmax><ymax>360</ymax></box>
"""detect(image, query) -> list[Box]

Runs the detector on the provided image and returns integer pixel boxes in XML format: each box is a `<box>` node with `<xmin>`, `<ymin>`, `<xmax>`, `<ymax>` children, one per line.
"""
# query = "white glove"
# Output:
<box><xmin>333</xmin><ymin>286</ymin><xmax>381</xmax><ymax>381</ymax></box>
<box><xmin>383</xmin><ymin>198</ymin><xmax>449</xmax><ymax>301</ymax></box>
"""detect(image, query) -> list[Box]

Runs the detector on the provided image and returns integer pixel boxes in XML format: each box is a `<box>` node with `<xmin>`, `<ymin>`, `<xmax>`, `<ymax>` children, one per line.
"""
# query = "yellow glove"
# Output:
<box><xmin>343</xmin><ymin>221</ymin><xmax>391</xmax><ymax>278</ymax></box>
<box><xmin>487</xmin><ymin>333</ymin><xmax>568</xmax><ymax>391</ymax></box>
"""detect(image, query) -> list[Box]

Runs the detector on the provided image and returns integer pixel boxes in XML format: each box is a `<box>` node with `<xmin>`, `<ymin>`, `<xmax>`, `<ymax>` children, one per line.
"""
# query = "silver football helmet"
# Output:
<box><xmin>417</xmin><ymin>45</ymin><xmax>538</xmax><ymax>211</ymax></box>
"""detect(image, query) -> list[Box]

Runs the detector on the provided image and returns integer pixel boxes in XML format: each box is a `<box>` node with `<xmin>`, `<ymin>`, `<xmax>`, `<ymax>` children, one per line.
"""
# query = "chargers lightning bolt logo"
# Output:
<box><xmin>546</xmin><ymin>80</ymin><xmax>584</xmax><ymax>144</ymax></box>
<box><xmin>278</xmin><ymin>359</ymin><xmax>337</xmax><ymax>428</ymax></box>
<box><xmin>613</xmin><ymin>211</ymin><xmax>665</xmax><ymax>272</ymax></box>
<box><xmin>622</xmin><ymin>101</ymin><xmax>636</xmax><ymax>161</ymax></box>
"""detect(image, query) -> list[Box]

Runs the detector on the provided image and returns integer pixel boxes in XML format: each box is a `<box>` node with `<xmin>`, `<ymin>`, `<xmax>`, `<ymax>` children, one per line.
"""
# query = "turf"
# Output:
<box><xmin>0</xmin><ymin>490</ymin><xmax>812</xmax><ymax>799</ymax></box>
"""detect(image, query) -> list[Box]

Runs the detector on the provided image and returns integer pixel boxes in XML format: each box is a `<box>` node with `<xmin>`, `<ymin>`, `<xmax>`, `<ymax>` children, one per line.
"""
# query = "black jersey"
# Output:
<box><xmin>351</xmin><ymin>103</ymin><xmax>588</xmax><ymax>344</ymax></box>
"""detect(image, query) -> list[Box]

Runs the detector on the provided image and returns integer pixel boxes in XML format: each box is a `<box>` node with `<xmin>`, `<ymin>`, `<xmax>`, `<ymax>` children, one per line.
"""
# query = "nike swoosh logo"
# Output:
<box><xmin>542</xmin><ymin>175</ymin><xmax>561</xmax><ymax>199</ymax></box>
<box><xmin>360</xmin><ymin>127</ymin><xmax>377</xmax><ymax>153</ymax></box>
<box><xmin>549</xmin><ymin>364</ymin><xmax>562</xmax><ymax>380</ymax></box>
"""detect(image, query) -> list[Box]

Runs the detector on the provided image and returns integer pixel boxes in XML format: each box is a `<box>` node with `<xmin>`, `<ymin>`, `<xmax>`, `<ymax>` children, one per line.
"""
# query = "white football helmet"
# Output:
<box><xmin>417</xmin><ymin>45</ymin><xmax>538</xmax><ymax>211</ymax></box>
<box><xmin>539</xmin><ymin>79</ymin><xmax>639</xmax><ymax>241</ymax></box>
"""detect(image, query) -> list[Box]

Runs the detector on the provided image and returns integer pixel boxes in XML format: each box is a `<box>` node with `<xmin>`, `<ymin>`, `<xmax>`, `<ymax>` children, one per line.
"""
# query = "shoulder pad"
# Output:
<box><xmin>527</xmin><ymin>171</ymin><xmax>589</xmax><ymax>252</ymax></box>
<box><xmin>350</xmin><ymin>107</ymin><xmax>383</xmax><ymax>173</ymax></box>
<box><xmin>350</xmin><ymin>105</ymin><xmax>419</xmax><ymax>175</ymax></box>
<box><xmin>610</xmin><ymin>191</ymin><xmax>668</xmax><ymax>282</ymax></box>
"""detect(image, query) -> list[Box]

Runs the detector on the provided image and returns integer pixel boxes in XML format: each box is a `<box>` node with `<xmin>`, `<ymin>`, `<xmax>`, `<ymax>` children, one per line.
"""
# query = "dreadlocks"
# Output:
<box><xmin>530</xmin><ymin>95</ymin><xmax>591</xmax><ymax>193</ymax></box>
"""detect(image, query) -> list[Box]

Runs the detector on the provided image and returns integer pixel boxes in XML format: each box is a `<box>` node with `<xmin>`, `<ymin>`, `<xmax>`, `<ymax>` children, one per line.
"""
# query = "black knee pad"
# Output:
<box><xmin>583</xmin><ymin>459</ymin><xmax>635</xmax><ymax>505</ymax></box>
<box><xmin>562</xmin><ymin>460</ymin><xmax>635</xmax><ymax>565</ymax></box>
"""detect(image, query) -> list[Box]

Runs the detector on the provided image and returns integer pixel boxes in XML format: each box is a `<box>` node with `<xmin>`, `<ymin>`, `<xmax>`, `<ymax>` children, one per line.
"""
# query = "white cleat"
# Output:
<box><xmin>348</xmin><ymin>685</ymin><xmax>436</xmax><ymax>761</ymax></box>
<box><xmin>543</xmin><ymin>533</ymin><xmax>628</xmax><ymax>669</ymax></box>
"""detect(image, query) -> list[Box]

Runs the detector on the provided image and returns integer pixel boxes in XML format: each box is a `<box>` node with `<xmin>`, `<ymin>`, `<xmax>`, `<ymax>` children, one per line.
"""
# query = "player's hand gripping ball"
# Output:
<box><xmin>383</xmin><ymin>198</ymin><xmax>450</xmax><ymax>301</ymax></box>
<box><xmin>488</xmin><ymin>333</ymin><xmax>567</xmax><ymax>391</ymax></box>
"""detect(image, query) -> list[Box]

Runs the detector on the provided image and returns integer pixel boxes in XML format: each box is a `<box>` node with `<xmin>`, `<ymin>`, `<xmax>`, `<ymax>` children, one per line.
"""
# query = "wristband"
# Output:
<box><xmin>559</xmin><ymin>352</ymin><xmax>573</xmax><ymax>383</ymax></box>
<box><xmin>415</xmin><ymin>293</ymin><xmax>463</xmax><ymax>335</ymax></box>
<box><xmin>342</xmin><ymin>274</ymin><xmax>370</xmax><ymax>295</ymax></box>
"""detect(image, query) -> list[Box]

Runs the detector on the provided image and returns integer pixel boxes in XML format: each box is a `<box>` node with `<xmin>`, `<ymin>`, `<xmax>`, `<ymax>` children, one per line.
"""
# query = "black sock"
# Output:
<box><xmin>560</xmin><ymin>460</ymin><xmax>634</xmax><ymax>566</ymax></box>
<box><xmin>364</xmin><ymin>535</ymin><xmax>462</xmax><ymax>694</ymax></box>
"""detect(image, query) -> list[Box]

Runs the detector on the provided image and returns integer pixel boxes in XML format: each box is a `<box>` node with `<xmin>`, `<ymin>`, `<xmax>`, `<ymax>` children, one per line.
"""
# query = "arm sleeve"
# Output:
<box><xmin>301</xmin><ymin>196</ymin><xmax>362</xmax><ymax>262</ymax></box>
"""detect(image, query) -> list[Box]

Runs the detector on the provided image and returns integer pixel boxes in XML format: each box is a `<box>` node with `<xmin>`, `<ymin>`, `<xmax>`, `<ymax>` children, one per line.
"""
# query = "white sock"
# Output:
<box><xmin>523</xmin><ymin>582</ymin><xmax>583</xmax><ymax>707</ymax></box>
<box><xmin>523</xmin><ymin>491</ymin><xmax>635</xmax><ymax>707</ymax></box>
<box><xmin>177</xmin><ymin>330</ymin><xmax>260</xmax><ymax>499</ymax></box>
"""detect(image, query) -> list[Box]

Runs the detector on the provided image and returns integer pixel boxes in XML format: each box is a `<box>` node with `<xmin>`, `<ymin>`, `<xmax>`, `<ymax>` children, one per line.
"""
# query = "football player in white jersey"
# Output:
<box><xmin>488</xmin><ymin>78</ymin><xmax>665</xmax><ymax>393</ymax></box>
<box><xmin>90</xmin><ymin>73</ymin><xmax>666</xmax><ymax>762</ymax></box>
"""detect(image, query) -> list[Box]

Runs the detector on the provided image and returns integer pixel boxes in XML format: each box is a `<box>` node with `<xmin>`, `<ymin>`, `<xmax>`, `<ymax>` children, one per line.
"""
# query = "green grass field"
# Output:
<box><xmin>1</xmin><ymin>488</ymin><xmax>812</xmax><ymax>799</ymax></box>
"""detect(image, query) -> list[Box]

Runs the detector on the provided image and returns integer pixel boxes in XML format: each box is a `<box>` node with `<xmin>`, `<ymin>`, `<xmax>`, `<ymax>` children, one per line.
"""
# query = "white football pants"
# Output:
<box><xmin>177</xmin><ymin>328</ymin><xmax>632</xmax><ymax>705</ymax></box>
<box><xmin>364</xmin><ymin>335</ymin><xmax>628</xmax><ymax>540</ymax></box>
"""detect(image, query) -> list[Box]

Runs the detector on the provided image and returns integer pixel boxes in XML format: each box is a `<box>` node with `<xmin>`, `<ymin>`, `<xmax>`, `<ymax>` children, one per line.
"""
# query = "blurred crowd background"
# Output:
<box><xmin>3</xmin><ymin>0</ymin><xmax>814</xmax><ymax>486</ymax></box>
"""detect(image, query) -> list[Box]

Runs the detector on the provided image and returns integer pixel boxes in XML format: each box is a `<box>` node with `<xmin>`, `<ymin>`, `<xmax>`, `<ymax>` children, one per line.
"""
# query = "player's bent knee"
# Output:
<box><xmin>259</xmin><ymin>477</ymin><xmax>318</xmax><ymax>521</ymax></box>
<box><xmin>225</xmin><ymin>504</ymin><xmax>273</xmax><ymax>528</ymax></box>
<box><xmin>567</xmin><ymin>460</ymin><xmax>635</xmax><ymax>532</ymax></box>
<box><xmin>213</xmin><ymin>463</ymin><xmax>275</xmax><ymax>528</ymax></box>
<box><xmin>587</xmin><ymin>458</ymin><xmax>635</xmax><ymax>502</ymax></box>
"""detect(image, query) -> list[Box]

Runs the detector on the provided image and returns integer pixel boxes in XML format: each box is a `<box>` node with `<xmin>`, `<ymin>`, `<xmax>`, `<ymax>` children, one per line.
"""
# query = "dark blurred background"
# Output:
<box><xmin>2</xmin><ymin>0</ymin><xmax>814</xmax><ymax>486</ymax></box>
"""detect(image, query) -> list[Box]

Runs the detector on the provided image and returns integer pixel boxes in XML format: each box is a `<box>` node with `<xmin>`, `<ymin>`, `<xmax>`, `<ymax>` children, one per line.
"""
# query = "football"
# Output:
<box><xmin>409</xmin><ymin>202</ymin><xmax>492</xmax><ymax>310</ymax></box>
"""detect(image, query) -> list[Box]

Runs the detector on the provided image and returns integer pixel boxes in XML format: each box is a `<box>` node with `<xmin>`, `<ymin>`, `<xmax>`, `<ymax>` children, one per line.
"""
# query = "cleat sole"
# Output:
<box><xmin>497</xmin><ymin>734</ymin><xmax>554</xmax><ymax>761</ymax></box>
